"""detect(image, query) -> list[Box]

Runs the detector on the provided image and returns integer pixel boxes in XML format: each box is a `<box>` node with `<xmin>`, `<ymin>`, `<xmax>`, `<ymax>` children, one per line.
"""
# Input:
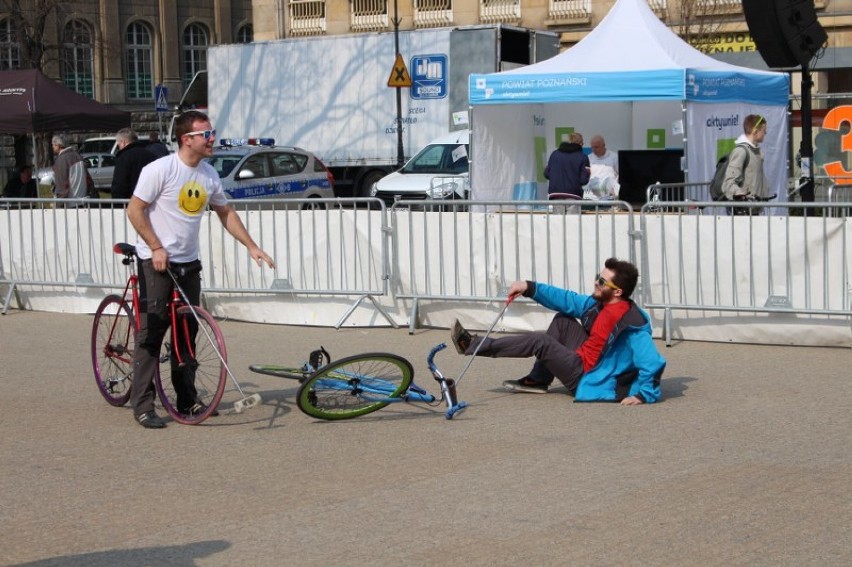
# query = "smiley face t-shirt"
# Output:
<box><xmin>133</xmin><ymin>154</ymin><xmax>228</xmax><ymax>263</ymax></box>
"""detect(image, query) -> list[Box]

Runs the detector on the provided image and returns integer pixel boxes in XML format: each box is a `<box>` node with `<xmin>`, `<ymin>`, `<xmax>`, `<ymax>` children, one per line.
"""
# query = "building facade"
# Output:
<box><xmin>2</xmin><ymin>0</ymin><xmax>851</xmax><ymax>175</ymax></box>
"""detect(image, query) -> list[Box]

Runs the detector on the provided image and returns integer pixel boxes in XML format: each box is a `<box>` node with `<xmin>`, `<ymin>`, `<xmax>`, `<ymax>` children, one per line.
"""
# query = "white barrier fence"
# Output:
<box><xmin>2</xmin><ymin>196</ymin><xmax>851</xmax><ymax>346</ymax></box>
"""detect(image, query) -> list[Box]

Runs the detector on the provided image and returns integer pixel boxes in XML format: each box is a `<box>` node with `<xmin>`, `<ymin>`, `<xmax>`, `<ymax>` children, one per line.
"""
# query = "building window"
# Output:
<box><xmin>62</xmin><ymin>20</ymin><xmax>94</xmax><ymax>98</ymax></box>
<box><xmin>183</xmin><ymin>23</ymin><xmax>208</xmax><ymax>86</ymax></box>
<box><xmin>126</xmin><ymin>22</ymin><xmax>153</xmax><ymax>100</ymax></box>
<box><xmin>480</xmin><ymin>0</ymin><xmax>521</xmax><ymax>24</ymax></box>
<box><xmin>289</xmin><ymin>0</ymin><xmax>327</xmax><ymax>36</ymax></box>
<box><xmin>413</xmin><ymin>0</ymin><xmax>453</xmax><ymax>29</ymax></box>
<box><xmin>547</xmin><ymin>0</ymin><xmax>591</xmax><ymax>22</ymax></box>
<box><xmin>351</xmin><ymin>0</ymin><xmax>388</xmax><ymax>32</ymax></box>
<box><xmin>0</xmin><ymin>18</ymin><xmax>20</xmax><ymax>70</ymax></box>
<box><xmin>237</xmin><ymin>23</ymin><xmax>253</xmax><ymax>43</ymax></box>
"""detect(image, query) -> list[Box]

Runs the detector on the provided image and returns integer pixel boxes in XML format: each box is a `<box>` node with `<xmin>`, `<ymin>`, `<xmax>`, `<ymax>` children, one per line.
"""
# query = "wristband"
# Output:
<box><xmin>151</xmin><ymin>246</ymin><xmax>163</xmax><ymax>252</ymax></box>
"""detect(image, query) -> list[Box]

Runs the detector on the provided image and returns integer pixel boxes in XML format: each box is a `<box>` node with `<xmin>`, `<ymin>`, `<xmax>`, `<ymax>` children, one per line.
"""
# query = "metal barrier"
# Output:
<box><xmin>827</xmin><ymin>183</ymin><xmax>852</xmax><ymax>217</ymax></box>
<box><xmin>639</xmin><ymin>200</ymin><xmax>852</xmax><ymax>346</ymax></box>
<box><xmin>0</xmin><ymin>197</ymin><xmax>394</xmax><ymax>327</ymax></box>
<box><xmin>389</xmin><ymin>199</ymin><xmax>635</xmax><ymax>332</ymax></box>
<box><xmin>0</xmin><ymin>198</ymin><xmax>134</xmax><ymax>314</ymax></box>
<box><xmin>202</xmin><ymin>198</ymin><xmax>395</xmax><ymax>328</ymax></box>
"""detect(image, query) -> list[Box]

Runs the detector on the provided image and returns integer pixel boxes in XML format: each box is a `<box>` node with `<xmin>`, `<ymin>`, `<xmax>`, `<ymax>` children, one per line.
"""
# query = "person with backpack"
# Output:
<box><xmin>722</xmin><ymin>114</ymin><xmax>770</xmax><ymax>202</ymax></box>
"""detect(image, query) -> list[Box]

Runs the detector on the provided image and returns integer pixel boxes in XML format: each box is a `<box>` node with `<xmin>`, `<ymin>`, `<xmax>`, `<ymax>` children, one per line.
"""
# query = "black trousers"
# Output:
<box><xmin>467</xmin><ymin>313</ymin><xmax>588</xmax><ymax>393</ymax></box>
<box><xmin>130</xmin><ymin>259</ymin><xmax>202</xmax><ymax>415</ymax></box>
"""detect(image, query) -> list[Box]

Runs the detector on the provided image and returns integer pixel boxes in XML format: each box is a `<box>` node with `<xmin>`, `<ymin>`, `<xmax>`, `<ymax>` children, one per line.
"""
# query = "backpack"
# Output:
<box><xmin>708</xmin><ymin>144</ymin><xmax>750</xmax><ymax>201</ymax></box>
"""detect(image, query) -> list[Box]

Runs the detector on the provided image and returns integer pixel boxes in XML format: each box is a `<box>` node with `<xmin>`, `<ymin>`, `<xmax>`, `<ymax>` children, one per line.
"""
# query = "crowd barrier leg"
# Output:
<box><xmin>335</xmin><ymin>294</ymin><xmax>398</xmax><ymax>329</ymax></box>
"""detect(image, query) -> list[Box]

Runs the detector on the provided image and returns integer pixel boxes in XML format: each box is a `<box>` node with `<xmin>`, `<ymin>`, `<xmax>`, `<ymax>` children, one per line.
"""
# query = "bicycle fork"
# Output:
<box><xmin>427</xmin><ymin>343</ymin><xmax>468</xmax><ymax>419</ymax></box>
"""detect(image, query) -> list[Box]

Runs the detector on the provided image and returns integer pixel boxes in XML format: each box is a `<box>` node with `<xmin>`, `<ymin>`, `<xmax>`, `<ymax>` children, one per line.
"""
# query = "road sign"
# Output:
<box><xmin>387</xmin><ymin>54</ymin><xmax>412</xmax><ymax>88</ymax></box>
<box><xmin>155</xmin><ymin>84</ymin><xmax>169</xmax><ymax>112</ymax></box>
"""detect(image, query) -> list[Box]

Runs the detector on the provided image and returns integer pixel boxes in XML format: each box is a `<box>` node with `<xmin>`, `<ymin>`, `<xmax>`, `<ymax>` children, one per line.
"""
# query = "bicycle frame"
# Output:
<box><xmin>311</xmin><ymin>343</ymin><xmax>467</xmax><ymax>419</ymax></box>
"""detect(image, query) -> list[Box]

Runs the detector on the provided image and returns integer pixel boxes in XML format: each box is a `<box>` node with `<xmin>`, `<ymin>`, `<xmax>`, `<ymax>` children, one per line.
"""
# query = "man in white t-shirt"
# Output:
<box><xmin>127</xmin><ymin>110</ymin><xmax>274</xmax><ymax>429</ymax></box>
<box><xmin>589</xmin><ymin>135</ymin><xmax>619</xmax><ymax>174</ymax></box>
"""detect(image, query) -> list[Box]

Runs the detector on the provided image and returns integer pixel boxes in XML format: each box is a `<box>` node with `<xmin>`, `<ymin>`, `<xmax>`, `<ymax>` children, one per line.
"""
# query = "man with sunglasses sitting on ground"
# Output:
<box><xmin>451</xmin><ymin>258</ymin><xmax>665</xmax><ymax>405</ymax></box>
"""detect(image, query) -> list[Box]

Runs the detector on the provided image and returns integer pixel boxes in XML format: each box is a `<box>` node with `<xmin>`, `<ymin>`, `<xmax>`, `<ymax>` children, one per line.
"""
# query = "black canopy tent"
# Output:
<box><xmin>0</xmin><ymin>69</ymin><xmax>130</xmax><ymax>133</ymax></box>
<box><xmin>0</xmin><ymin>69</ymin><xmax>131</xmax><ymax>170</ymax></box>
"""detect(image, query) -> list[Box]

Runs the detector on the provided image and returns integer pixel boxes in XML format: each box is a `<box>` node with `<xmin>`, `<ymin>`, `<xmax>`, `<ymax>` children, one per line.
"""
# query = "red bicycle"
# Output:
<box><xmin>91</xmin><ymin>242</ymin><xmax>259</xmax><ymax>424</ymax></box>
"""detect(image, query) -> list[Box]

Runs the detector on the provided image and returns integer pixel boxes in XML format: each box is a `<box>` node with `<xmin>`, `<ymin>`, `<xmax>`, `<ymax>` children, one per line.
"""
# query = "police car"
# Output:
<box><xmin>205</xmin><ymin>138</ymin><xmax>334</xmax><ymax>202</ymax></box>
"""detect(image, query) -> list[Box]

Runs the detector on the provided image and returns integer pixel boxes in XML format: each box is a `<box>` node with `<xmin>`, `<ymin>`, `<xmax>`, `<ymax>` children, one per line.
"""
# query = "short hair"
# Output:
<box><xmin>744</xmin><ymin>114</ymin><xmax>766</xmax><ymax>135</ymax></box>
<box><xmin>116</xmin><ymin>128</ymin><xmax>137</xmax><ymax>145</ymax></box>
<box><xmin>149</xmin><ymin>132</ymin><xmax>160</xmax><ymax>141</ymax></box>
<box><xmin>19</xmin><ymin>164</ymin><xmax>33</xmax><ymax>175</ymax></box>
<box><xmin>51</xmin><ymin>133</ymin><xmax>68</xmax><ymax>148</ymax></box>
<box><xmin>605</xmin><ymin>257</ymin><xmax>639</xmax><ymax>299</ymax></box>
<box><xmin>568</xmin><ymin>132</ymin><xmax>584</xmax><ymax>145</ymax></box>
<box><xmin>174</xmin><ymin>110</ymin><xmax>211</xmax><ymax>147</ymax></box>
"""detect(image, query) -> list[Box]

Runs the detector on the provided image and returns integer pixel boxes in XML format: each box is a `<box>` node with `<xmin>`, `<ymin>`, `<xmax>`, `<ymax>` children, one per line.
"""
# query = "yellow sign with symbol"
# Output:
<box><xmin>387</xmin><ymin>53</ymin><xmax>412</xmax><ymax>88</ymax></box>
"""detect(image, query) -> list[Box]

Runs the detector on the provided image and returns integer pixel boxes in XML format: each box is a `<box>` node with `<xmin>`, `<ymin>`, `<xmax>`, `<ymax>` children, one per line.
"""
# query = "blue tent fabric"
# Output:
<box><xmin>469</xmin><ymin>0</ymin><xmax>788</xmax><ymax>107</ymax></box>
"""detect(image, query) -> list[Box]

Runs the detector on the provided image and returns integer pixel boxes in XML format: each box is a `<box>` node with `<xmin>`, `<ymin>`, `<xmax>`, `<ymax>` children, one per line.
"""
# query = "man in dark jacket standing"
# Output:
<box><xmin>110</xmin><ymin>128</ymin><xmax>156</xmax><ymax>200</ymax></box>
<box><xmin>544</xmin><ymin>132</ymin><xmax>590</xmax><ymax>198</ymax></box>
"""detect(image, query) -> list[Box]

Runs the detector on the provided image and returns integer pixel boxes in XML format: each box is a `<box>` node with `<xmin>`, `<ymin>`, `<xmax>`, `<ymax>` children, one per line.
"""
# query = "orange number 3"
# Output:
<box><xmin>821</xmin><ymin>105</ymin><xmax>852</xmax><ymax>185</ymax></box>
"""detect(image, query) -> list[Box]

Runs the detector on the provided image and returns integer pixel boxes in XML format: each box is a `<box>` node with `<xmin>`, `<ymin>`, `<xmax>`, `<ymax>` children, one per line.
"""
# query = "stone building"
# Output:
<box><xmin>2</xmin><ymin>0</ymin><xmax>851</xmax><ymax>176</ymax></box>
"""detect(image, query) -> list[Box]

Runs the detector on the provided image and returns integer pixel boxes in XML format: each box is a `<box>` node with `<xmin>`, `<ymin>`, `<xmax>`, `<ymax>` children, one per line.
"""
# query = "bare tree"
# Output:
<box><xmin>669</xmin><ymin>0</ymin><xmax>730</xmax><ymax>52</ymax></box>
<box><xmin>0</xmin><ymin>0</ymin><xmax>64</xmax><ymax>70</ymax></box>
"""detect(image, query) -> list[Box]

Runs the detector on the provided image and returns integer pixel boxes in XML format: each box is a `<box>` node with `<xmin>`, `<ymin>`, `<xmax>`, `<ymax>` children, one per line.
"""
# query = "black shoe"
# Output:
<box><xmin>451</xmin><ymin>319</ymin><xmax>473</xmax><ymax>354</ymax></box>
<box><xmin>181</xmin><ymin>402</ymin><xmax>220</xmax><ymax>418</ymax></box>
<box><xmin>502</xmin><ymin>377</ymin><xmax>549</xmax><ymax>394</ymax></box>
<box><xmin>136</xmin><ymin>410</ymin><xmax>167</xmax><ymax>429</ymax></box>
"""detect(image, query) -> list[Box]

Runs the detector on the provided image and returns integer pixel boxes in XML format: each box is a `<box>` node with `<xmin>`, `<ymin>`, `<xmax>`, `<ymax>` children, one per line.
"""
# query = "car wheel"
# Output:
<box><xmin>358</xmin><ymin>170</ymin><xmax>386</xmax><ymax>198</ymax></box>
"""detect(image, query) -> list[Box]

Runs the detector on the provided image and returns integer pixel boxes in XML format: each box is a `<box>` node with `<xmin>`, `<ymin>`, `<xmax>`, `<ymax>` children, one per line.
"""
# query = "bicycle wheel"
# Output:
<box><xmin>155</xmin><ymin>305</ymin><xmax>227</xmax><ymax>425</ymax></box>
<box><xmin>297</xmin><ymin>353</ymin><xmax>414</xmax><ymax>420</ymax></box>
<box><xmin>91</xmin><ymin>294</ymin><xmax>135</xmax><ymax>407</ymax></box>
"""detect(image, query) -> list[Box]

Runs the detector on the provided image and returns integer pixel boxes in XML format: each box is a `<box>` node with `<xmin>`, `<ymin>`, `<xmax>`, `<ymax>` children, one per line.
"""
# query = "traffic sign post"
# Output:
<box><xmin>155</xmin><ymin>85</ymin><xmax>169</xmax><ymax>139</ymax></box>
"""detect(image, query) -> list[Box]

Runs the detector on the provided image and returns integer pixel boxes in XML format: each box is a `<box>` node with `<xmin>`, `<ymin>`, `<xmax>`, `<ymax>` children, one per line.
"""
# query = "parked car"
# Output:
<box><xmin>79</xmin><ymin>136</ymin><xmax>118</xmax><ymax>155</ymax></box>
<box><xmin>205</xmin><ymin>138</ymin><xmax>334</xmax><ymax>204</ymax></box>
<box><xmin>81</xmin><ymin>153</ymin><xmax>116</xmax><ymax>190</ymax></box>
<box><xmin>370</xmin><ymin>129</ymin><xmax>470</xmax><ymax>206</ymax></box>
<box><xmin>35</xmin><ymin>152</ymin><xmax>115</xmax><ymax>194</ymax></box>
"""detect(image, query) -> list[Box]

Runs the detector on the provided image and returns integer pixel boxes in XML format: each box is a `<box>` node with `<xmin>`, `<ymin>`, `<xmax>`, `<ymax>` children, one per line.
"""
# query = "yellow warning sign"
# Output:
<box><xmin>387</xmin><ymin>53</ymin><xmax>412</xmax><ymax>88</ymax></box>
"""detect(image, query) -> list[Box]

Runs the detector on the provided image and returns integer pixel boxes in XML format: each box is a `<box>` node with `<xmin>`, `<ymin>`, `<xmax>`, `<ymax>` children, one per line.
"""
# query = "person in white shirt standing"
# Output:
<box><xmin>588</xmin><ymin>134</ymin><xmax>619</xmax><ymax>174</ymax></box>
<box><xmin>127</xmin><ymin>110</ymin><xmax>275</xmax><ymax>429</ymax></box>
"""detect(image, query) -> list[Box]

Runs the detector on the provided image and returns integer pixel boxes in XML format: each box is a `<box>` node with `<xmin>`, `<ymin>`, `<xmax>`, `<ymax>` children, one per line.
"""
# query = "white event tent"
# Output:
<box><xmin>467</xmin><ymin>0</ymin><xmax>791</xmax><ymax>202</ymax></box>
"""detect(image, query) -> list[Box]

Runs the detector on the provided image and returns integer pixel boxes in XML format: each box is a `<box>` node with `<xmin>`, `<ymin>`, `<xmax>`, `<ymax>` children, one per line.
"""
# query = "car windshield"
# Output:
<box><xmin>80</xmin><ymin>140</ymin><xmax>114</xmax><ymax>154</ymax></box>
<box><xmin>401</xmin><ymin>143</ymin><xmax>468</xmax><ymax>175</ymax></box>
<box><xmin>205</xmin><ymin>154</ymin><xmax>242</xmax><ymax>178</ymax></box>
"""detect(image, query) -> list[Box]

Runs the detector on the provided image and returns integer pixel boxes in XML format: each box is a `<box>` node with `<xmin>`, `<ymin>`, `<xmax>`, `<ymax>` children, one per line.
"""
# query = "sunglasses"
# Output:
<box><xmin>184</xmin><ymin>129</ymin><xmax>217</xmax><ymax>140</ymax></box>
<box><xmin>595</xmin><ymin>273</ymin><xmax>621</xmax><ymax>291</ymax></box>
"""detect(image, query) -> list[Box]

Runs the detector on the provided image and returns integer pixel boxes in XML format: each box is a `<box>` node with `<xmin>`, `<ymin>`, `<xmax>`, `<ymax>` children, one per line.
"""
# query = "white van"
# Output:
<box><xmin>370</xmin><ymin>129</ymin><xmax>469</xmax><ymax>205</ymax></box>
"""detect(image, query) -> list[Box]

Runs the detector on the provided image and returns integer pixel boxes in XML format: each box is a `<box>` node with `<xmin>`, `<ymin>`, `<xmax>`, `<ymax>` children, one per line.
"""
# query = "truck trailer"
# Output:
<box><xmin>202</xmin><ymin>25</ymin><xmax>559</xmax><ymax>197</ymax></box>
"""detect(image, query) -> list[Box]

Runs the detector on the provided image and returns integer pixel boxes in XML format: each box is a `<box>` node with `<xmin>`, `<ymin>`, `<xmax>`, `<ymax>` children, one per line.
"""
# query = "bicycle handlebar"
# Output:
<box><xmin>427</xmin><ymin>342</ymin><xmax>447</xmax><ymax>372</ymax></box>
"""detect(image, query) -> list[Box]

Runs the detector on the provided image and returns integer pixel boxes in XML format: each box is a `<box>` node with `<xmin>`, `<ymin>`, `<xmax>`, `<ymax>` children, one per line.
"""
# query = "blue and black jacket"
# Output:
<box><xmin>526</xmin><ymin>281</ymin><xmax>665</xmax><ymax>403</ymax></box>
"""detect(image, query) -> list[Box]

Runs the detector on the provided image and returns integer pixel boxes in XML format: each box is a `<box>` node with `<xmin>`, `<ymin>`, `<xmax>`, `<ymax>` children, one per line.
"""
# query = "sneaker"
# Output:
<box><xmin>136</xmin><ymin>410</ymin><xmax>167</xmax><ymax>429</ymax></box>
<box><xmin>502</xmin><ymin>378</ymin><xmax>548</xmax><ymax>394</ymax></box>
<box><xmin>182</xmin><ymin>402</ymin><xmax>220</xmax><ymax>418</ymax></box>
<box><xmin>450</xmin><ymin>319</ymin><xmax>473</xmax><ymax>354</ymax></box>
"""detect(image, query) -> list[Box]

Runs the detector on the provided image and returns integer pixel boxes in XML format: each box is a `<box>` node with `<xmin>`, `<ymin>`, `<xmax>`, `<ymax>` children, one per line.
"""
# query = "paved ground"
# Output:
<box><xmin>1</xmin><ymin>310</ymin><xmax>850</xmax><ymax>566</ymax></box>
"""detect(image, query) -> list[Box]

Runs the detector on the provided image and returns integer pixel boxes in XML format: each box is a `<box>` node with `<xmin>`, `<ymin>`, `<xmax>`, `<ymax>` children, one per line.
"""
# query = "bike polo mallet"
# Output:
<box><xmin>454</xmin><ymin>294</ymin><xmax>516</xmax><ymax>386</ymax></box>
<box><xmin>167</xmin><ymin>269</ymin><xmax>262</xmax><ymax>414</ymax></box>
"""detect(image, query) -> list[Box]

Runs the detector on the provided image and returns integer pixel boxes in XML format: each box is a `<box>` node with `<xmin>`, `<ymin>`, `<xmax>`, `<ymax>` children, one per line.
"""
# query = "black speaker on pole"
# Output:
<box><xmin>743</xmin><ymin>0</ymin><xmax>827</xmax><ymax>67</ymax></box>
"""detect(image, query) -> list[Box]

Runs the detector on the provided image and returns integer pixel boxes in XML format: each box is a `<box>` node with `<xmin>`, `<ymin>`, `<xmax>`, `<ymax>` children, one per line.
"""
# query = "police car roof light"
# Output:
<box><xmin>219</xmin><ymin>137</ymin><xmax>275</xmax><ymax>148</ymax></box>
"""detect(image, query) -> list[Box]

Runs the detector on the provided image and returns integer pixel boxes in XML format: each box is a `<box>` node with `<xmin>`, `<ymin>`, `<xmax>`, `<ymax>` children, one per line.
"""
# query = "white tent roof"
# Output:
<box><xmin>509</xmin><ymin>0</ymin><xmax>763</xmax><ymax>74</ymax></box>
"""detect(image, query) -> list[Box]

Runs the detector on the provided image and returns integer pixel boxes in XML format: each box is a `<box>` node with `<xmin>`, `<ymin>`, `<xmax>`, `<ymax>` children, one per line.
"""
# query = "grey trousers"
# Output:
<box><xmin>468</xmin><ymin>313</ymin><xmax>587</xmax><ymax>393</ymax></box>
<box><xmin>130</xmin><ymin>259</ymin><xmax>202</xmax><ymax>416</ymax></box>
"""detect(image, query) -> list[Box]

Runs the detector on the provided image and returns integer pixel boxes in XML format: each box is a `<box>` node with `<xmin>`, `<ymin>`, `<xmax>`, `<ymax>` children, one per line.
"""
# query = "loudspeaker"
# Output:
<box><xmin>743</xmin><ymin>0</ymin><xmax>827</xmax><ymax>68</ymax></box>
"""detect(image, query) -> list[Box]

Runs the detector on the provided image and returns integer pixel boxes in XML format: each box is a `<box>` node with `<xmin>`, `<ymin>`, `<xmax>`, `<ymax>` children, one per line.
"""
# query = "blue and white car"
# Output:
<box><xmin>205</xmin><ymin>138</ymin><xmax>334</xmax><ymax>203</ymax></box>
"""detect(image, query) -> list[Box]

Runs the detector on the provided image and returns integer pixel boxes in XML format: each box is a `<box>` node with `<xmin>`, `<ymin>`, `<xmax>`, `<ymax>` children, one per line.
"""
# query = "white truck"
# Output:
<box><xmin>200</xmin><ymin>25</ymin><xmax>558</xmax><ymax>197</ymax></box>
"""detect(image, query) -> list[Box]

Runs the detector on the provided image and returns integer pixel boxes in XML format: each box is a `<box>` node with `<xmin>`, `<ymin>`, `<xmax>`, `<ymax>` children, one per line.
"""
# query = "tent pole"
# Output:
<box><xmin>681</xmin><ymin>102</ymin><xmax>688</xmax><ymax>185</ymax></box>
